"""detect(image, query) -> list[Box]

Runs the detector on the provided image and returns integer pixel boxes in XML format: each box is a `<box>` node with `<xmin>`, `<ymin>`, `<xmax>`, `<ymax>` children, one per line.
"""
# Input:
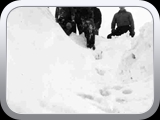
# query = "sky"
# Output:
<box><xmin>49</xmin><ymin>7</ymin><xmax>153</xmax><ymax>37</ymax></box>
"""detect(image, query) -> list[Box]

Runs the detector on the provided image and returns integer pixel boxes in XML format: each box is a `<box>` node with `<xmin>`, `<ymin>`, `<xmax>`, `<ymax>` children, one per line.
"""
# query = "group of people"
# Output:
<box><xmin>55</xmin><ymin>7</ymin><xmax>135</xmax><ymax>50</ymax></box>
<box><xmin>55</xmin><ymin>7</ymin><xmax>102</xmax><ymax>50</ymax></box>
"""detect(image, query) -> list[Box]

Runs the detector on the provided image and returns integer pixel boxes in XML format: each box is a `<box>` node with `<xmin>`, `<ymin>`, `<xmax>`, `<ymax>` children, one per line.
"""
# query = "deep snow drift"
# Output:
<box><xmin>7</xmin><ymin>7</ymin><xmax>153</xmax><ymax>114</ymax></box>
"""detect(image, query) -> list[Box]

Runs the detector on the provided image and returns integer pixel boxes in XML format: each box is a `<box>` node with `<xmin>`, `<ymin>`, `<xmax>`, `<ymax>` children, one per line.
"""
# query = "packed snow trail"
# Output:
<box><xmin>7</xmin><ymin>7</ymin><xmax>153</xmax><ymax>114</ymax></box>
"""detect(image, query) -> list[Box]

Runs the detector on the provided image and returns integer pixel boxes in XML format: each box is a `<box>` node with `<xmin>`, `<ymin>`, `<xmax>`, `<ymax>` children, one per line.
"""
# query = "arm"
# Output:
<box><xmin>111</xmin><ymin>14</ymin><xmax>116</xmax><ymax>30</ymax></box>
<box><xmin>129</xmin><ymin>13</ymin><xmax>135</xmax><ymax>37</ymax></box>
<box><xmin>129</xmin><ymin>13</ymin><xmax>135</xmax><ymax>31</ymax></box>
<box><xmin>98</xmin><ymin>9</ymin><xmax>102</xmax><ymax>28</ymax></box>
<box><xmin>94</xmin><ymin>8</ymin><xmax>102</xmax><ymax>29</ymax></box>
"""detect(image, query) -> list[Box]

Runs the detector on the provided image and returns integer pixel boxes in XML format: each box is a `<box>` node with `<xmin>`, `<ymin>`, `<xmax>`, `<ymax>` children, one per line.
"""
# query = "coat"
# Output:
<box><xmin>111</xmin><ymin>9</ymin><xmax>135</xmax><ymax>31</ymax></box>
<box><xmin>93</xmin><ymin>7</ymin><xmax>102</xmax><ymax>29</ymax></box>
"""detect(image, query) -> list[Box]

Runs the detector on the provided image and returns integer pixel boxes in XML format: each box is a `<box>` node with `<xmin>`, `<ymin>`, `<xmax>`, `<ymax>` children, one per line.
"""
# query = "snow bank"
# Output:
<box><xmin>116</xmin><ymin>22</ymin><xmax>153</xmax><ymax>84</ymax></box>
<box><xmin>7</xmin><ymin>7</ymin><xmax>153</xmax><ymax>114</ymax></box>
<box><xmin>7</xmin><ymin>7</ymin><xmax>104</xmax><ymax>114</ymax></box>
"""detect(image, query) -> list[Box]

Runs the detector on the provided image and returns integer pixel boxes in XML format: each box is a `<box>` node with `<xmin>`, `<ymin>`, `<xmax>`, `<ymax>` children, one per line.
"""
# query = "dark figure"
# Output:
<box><xmin>107</xmin><ymin>7</ymin><xmax>135</xmax><ymax>39</ymax></box>
<box><xmin>93</xmin><ymin>7</ymin><xmax>102</xmax><ymax>35</ymax></box>
<box><xmin>82</xmin><ymin>19</ymin><xmax>95</xmax><ymax>49</ymax></box>
<box><xmin>75</xmin><ymin>7</ymin><xmax>85</xmax><ymax>35</ymax></box>
<box><xmin>55</xmin><ymin>7</ymin><xmax>76</xmax><ymax>35</ymax></box>
<box><xmin>75</xmin><ymin>8</ymin><xmax>94</xmax><ymax>34</ymax></box>
<box><xmin>75</xmin><ymin>7</ymin><xmax>96</xmax><ymax>50</ymax></box>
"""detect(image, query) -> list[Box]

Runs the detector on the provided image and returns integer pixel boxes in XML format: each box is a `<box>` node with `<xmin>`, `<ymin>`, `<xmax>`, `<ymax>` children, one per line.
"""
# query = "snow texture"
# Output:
<box><xmin>7</xmin><ymin>7</ymin><xmax>153</xmax><ymax>114</ymax></box>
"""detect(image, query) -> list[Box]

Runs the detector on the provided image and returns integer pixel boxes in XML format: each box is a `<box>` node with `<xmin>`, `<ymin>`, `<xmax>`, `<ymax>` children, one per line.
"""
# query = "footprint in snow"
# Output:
<box><xmin>99</xmin><ymin>89</ymin><xmax>111</xmax><ymax>97</ymax></box>
<box><xmin>116</xmin><ymin>97</ymin><xmax>128</xmax><ymax>104</ymax></box>
<box><xmin>112</xmin><ymin>85</ymin><xmax>123</xmax><ymax>90</ymax></box>
<box><xmin>95</xmin><ymin>51</ymin><xmax>103</xmax><ymax>60</ymax></box>
<box><xmin>122</xmin><ymin>89</ymin><xmax>133</xmax><ymax>95</ymax></box>
<box><xmin>95</xmin><ymin>68</ymin><xmax>106</xmax><ymax>76</ymax></box>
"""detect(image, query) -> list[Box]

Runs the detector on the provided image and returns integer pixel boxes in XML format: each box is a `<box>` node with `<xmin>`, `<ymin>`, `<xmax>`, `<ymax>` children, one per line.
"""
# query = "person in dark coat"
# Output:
<box><xmin>75</xmin><ymin>7</ymin><xmax>94</xmax><ymax>35</ymax></box>
<box><xmin>93</xmin><ymin>7</ymin><xmax>102</xmax><ymax>35</ymax></box>
<box><xmin>75</xmin><ymin>7</ymin><xmax>96</xmax><ymax>50</ymax></box>
<box><xmin>107</xmin><ymin>7</ymin><xmax>135</xmax><ymax>39</ymax></box>
<box><xmin>55</xmin><ymin>7</ymin><xmax>76</xmax><ymax>35</ymax></box>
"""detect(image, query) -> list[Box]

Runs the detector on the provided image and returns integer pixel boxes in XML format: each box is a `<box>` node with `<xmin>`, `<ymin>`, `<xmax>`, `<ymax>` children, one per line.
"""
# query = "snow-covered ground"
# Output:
<box><xmin>7</xmin><ymin>7</ymin><xmax>153</xmax><ymax>114</ymax></box>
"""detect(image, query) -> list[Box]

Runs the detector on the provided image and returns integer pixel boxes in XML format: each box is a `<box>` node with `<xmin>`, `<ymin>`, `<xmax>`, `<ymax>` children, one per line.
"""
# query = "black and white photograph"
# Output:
<box><xmin>7</xmin><ymin>7</ymin><xmax>154</xmax><ymax>114</ymax></box>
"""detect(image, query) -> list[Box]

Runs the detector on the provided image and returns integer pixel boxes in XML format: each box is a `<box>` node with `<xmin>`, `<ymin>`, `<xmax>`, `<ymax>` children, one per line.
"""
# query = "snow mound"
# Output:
<box><xmin>7</xmin><ymin>7</ymin><xmax>153</xmax><ymax>114</ymax></box>
<box><xmin>116</xmin><ymin>22</ymin><xmax>153</xmax><ymax>84</ymax></box>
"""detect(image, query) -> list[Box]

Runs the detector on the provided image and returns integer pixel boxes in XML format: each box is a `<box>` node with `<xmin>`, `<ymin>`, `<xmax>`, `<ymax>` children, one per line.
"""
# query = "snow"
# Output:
<box><xmin>7</xmin><ymin>7</ymin><xmax>153</xmax><ymax>114</ymax></box>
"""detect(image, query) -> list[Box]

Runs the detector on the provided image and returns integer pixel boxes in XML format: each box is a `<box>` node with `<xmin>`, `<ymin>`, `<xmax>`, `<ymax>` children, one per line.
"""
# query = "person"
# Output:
<box><xmin>55</xmin><ymin>7</ymin><xmax>76</xmax><ymax>35</ymax></box>
<box><xmin>93</xmin><ymin>7</ymin><xmax>102</xmax><ymax>35</ymax></box>
<box><xmin>107</xmin><ymin>7</ymin><xmax>135</xmax><ymax>39</ymax></box>
<box><xmin>75</xmin><ymin>7</ymin><xmax>96</xmax><ymax>50</ymax></box>
<box><xmin>75</xmin><ymin>8</ymin><xmax>94</xmax><ymax>34</ymax></box>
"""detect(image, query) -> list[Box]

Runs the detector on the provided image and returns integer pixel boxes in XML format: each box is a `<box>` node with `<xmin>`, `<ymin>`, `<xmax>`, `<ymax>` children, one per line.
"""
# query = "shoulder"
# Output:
<box><xmin>94</xmin><ymin>8</ymin><xmax>101</xmax><ymax>13</ymax></box>
<box><xmin>114</xmin><ymin>12</ymin><xmax>119</xmax><ymax>17</ymax></box>
<box><xmin>126</xmin><ymin>11</ymin><xmax>133</xmax><ymax>16</ymax></box>
<box><xmin>95</xmin><ymin>7</ymin><xmax>100</xmax><ymax>11</ymax></box>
